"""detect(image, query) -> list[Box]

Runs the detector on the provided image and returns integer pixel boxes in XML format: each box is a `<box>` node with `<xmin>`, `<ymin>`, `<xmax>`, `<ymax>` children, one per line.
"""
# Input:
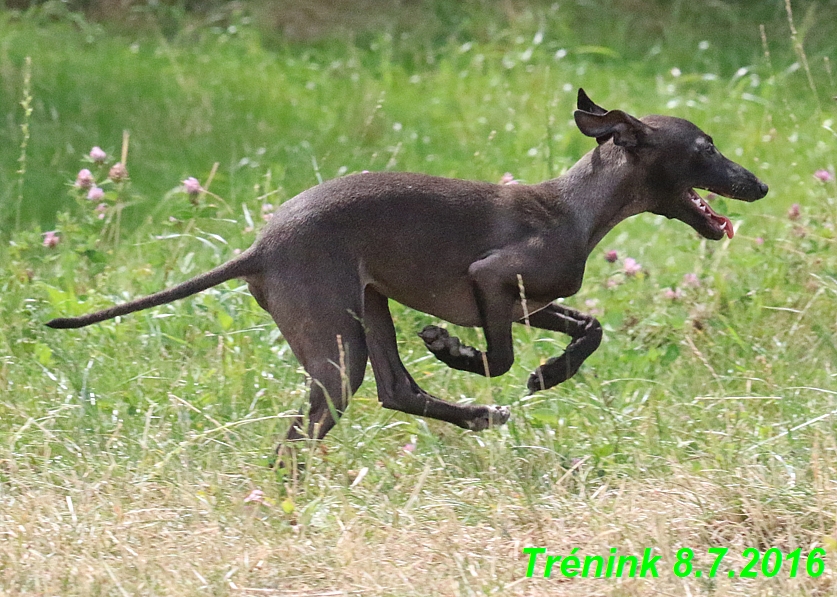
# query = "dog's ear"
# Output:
<box><xmin>573</xmin><ymin>108</ymin><xmax>650</xmax><ymax>148</ymax></box>
<box><xmin>576</xmin><ymin>88</ymin><xmax>608</xmax><ymax>115</ymax></box>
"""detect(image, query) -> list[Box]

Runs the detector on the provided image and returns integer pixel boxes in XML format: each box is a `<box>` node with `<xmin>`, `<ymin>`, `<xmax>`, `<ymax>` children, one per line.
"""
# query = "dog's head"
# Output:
<box><xmin>573</xmin><ymin>88</ymin><xmax>768</xmax><ymax>240</ymax></box>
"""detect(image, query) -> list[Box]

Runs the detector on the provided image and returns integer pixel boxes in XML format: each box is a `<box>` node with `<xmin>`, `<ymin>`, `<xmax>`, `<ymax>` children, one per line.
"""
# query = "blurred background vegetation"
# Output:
<box><xmin>2</xmin><ymin>2</ymin><xmax>837</xmax><ymax>593</ymax></box>
<box><xmin>2</xmin><ymin>0</ymin><xmax>836</xmax><ymax>229</ymax></box>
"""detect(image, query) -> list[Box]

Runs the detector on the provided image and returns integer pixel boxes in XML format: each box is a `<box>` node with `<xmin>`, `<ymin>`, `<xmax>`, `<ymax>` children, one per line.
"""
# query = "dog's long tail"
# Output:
<box><xmin>45</xmin><ymin>249</ymin><xmax>262</xmax><ymax>329</ymax></box>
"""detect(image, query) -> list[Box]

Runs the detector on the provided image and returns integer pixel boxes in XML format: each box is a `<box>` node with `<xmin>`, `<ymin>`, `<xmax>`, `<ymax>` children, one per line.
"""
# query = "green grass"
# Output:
<box><xmin>2</xmin><ymin>1</ymin><xmax>837</xmax><ymax>595</ymax></box>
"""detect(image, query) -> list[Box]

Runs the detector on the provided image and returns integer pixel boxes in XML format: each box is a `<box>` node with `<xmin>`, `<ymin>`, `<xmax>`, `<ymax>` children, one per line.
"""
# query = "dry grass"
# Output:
<box><xmin>3</xmin><ymin>438</ymin><xmax>836</xmax><ymax>596</ymax></box>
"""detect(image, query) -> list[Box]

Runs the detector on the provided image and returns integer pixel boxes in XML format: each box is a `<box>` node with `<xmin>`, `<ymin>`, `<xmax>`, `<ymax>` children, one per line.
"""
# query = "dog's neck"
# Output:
<box><xmin>544</xmin><ymin>144</ymin><xmax>654</xmax><ymax>254</ymax></box>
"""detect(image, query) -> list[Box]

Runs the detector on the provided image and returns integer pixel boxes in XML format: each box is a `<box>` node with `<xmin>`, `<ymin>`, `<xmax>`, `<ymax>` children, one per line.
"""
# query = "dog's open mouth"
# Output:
<box><xmin>687</xmin><ymin>188</ymin><xmax>734</xmax><ymax>239</ymax></box>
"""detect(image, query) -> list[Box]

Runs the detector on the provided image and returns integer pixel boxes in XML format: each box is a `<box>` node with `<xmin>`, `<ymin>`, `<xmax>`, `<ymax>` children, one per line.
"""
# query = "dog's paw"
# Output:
<box><xmin>466</xmin><ymin>405</ymin><xmax>511</xmax><ymax>431</ymax></box>
<box><xmin>526</xmin><ymin>368</ymin><xmax>547</xmax><ymax>394</ymax></box>
<box><xmin>421</xmin><ymin>325</ymin><xmax>477</xmax><ymax>356</ymax></box>
<box><xmin>527</xmin><ymin>355</ymin><xmax>579</xmax><ymax>393</ymax></box>
<box><xmin>418</xmin><ymin>325</ymin><xmax>479</xmax><ymax>369</ymax></box>
<box><xmin>418</xmin><ymin>325</ymin><xmax>449</xmax><ymax>351</ymax></box>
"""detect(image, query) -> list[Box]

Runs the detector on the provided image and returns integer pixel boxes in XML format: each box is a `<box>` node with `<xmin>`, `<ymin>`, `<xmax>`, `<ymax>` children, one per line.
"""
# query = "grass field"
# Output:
<box><xmin>2</xmin><ymin>1</ymin><xmax>837</xmax><ymax>595</ymax></box>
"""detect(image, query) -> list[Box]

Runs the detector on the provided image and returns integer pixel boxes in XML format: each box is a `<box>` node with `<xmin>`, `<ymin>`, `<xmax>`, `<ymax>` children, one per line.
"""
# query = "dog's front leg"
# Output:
<box><xmin>522</xmin><ymin>303</ymin><xmax>602</xmax><ymax>393</ymax></box>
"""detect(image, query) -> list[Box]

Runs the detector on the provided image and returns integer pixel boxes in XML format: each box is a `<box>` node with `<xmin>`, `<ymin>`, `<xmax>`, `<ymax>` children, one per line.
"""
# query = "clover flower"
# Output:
<box><xmin>89</xmin><ymin>146</ymin><xmax>107</xmax><ymax>162</ymax></box>
<box><xmin>623</xmin><ymin>257</ymin><xmax>641</xmax><ymax>276</ymax></box>
<box><xmin>43</xmin><ymin>230</ymin><xmax>60</xmax><ymax>248</ymax></box>
<box><xmin>183</xmin><ymin>176</ymin><xmax>202</xmax><ymax>195</ymax></box>
<box><xmin>87</xmin><ymin>186</ymin><xmax>105</xmax><ymax>201</ymax></box>
<box><xmin>682</xmin><ymin>273</ymin><xmax>700</xmax><ymax>287</ymax></box>
<box><xmin>814</xmin><ymin>169</ymin><xmax>834</xmax><ymax>183</ymax></box>
<box><xmin>243</xmin><ymin>489</ymin><xmax>268</xmax><ymax>505</ymax></box>
<box><xmin>108</xmin><ymin>162</ymin><xmax>128</xmax><ymax>182</ymax></box>
<box><xmin>75</xmin><ymin>169</ymin><xmax>94</xmax><ymax>190</ymax></box>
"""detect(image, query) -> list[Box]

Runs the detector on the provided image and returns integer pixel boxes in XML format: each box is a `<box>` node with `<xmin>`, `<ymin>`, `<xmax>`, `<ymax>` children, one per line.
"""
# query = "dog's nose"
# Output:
<box><xmin>757</xmin><ymin>181</ymin><xmax>769</xmax><ymax>198</ymax></box>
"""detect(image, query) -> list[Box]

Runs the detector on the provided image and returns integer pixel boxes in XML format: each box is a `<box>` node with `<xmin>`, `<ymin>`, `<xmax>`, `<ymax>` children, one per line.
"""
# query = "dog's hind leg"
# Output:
<box><xmin>274</xmin><ymin>323</ymin><xmax>367</xmax><ymax>469</ymax></box>
<box><xmin>281</xmin><ymin>318</ymin><xmax>368</xmax><ymax>443</ymax></box>
<box><xmin>363</xmin><ymin>286</ymin><xmax>509</xmax><ymax>431</ymax></box>
<box><xmin>263</xmin><ymin>274</ymin><xmax>369</xmax><ymax>457</ymax></box>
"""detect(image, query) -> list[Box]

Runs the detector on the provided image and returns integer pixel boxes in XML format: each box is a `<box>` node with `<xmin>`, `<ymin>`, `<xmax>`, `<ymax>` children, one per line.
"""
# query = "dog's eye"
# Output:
<box><xmin>694</xmin><ymin>138</ymin><xmax>716</xmax><ymax>155</ymax></box>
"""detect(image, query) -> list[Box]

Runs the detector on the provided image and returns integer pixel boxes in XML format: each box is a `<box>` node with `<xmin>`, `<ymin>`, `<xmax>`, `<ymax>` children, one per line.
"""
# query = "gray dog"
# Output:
<box><xmin>48</xmin><ymin>89</ymin><xmax>768</xmax><ymax>452</ymax></box>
